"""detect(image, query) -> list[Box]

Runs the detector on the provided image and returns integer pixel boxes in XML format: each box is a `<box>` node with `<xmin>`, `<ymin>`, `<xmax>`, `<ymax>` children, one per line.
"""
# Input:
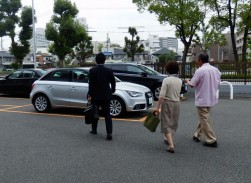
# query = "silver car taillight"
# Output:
<box><xmin>31</xmin><ymin>83</ymin><xmax>36</xmax><ymax>90</ymax></box>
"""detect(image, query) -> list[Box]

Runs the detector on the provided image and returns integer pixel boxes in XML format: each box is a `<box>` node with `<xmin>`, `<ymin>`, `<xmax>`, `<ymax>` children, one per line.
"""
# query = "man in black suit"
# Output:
<box><xmin>88</xmin><ymin>53</ymin><xmax>116</xmax><ymax>140</ymax></box>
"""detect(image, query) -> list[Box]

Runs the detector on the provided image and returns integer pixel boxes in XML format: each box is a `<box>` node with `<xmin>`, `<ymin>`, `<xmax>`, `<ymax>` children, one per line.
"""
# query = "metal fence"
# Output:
<box><xmin>144</xmin><ymin>62</ymin><xmax>251</xmax><ymax>85</ymax></box>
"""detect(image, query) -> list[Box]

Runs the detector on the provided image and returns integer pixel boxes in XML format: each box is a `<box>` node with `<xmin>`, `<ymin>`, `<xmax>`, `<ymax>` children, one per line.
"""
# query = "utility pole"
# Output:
<box><xmin>106</xmin><ymin>33</ymin><xmax>109</xmax><ymax>52</ymax></box>
<box><xmin>1</xmin><ymin>37</ymin><xmax>3</xmax><ymax>67</ymax></box>
<box><xmin>32</xmin><ymin>0</ymin><xmax>36</xmax><ymax>68</ymax></box>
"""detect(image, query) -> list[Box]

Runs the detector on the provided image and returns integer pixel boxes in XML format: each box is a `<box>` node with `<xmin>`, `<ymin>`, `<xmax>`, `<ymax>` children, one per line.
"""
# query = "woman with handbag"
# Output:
<box><xmin>154</xmin><ymin>61</ymin><xmax>182</xmax><ymax>153</ymax></box>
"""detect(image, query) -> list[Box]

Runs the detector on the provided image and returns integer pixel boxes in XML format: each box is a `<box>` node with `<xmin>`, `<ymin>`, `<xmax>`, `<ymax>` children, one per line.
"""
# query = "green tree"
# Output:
<box><xmin>158</xmin><ymin>50</ymin><xmax>177</xmax><ymax>62</ymax></box>
<box><xmin>193</xmin><ymin>20</ymin><xmax>227</xmax><ymax>55</ymax></box>
<box><xmin>237</xmin><ymin>1</ymin><xmax>251</xmax><ymax>63</ymax></box>
<box><xmin>0</xmin><ymin>9</ymin><xmax>7</xmax><ymax>40</ymax></box>
<box><xmin>0</xmin><ymin>0</ymin><xmax>21</xmax><ymax>43</ymax></box>
<box><xmin>72</xmin><ymin>34</ymin><xmax>93</xmax><ymax>66</ymax></box>
<box><xmin>248</xmin><ymin>37</ymin><xmax>251</xmax><ymax>61</ymax></box>
<box><xmin>110</xmin><ymin>43</ymin><xmax>121</xmax><ymax>48</ymax></box>
<box><xmin>10</xmin><ymin>6</ymin><xmax>33</xmax><ymax>68</ymax></box>
<box><xmin>97</xmin><ymin>43</ymin><xmax>103</xmax><ymax>52</ymax></box>
<box><xmin>45</xmin><ymin>0</ymin><xmax>85</xmax><ymax>67</ymax></box>
<box><xmin>123</xmin><ymin>27</ymin><xmax>144</xmax><ymax>61</ymax></box>
<box><xmin>205</xmin><ymin>0</ymin><xmax>241</xmax><ymax>63</ymax></box>
<box><xmin>0</xmin><ymin>0</ymin><xmax>33</xmax><ymax>68</ymax></box>
<box><xmin>133</xmin><ymin>0</ymin><xmax>205</xmax><ymax>77</ymax></box>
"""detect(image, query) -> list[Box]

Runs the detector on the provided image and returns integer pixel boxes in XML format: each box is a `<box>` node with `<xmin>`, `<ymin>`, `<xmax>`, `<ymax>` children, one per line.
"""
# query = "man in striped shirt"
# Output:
<box><xmin>186</xmin><ymin>53</ymin><xmax>221</xmax><ymax>147</ymax></box>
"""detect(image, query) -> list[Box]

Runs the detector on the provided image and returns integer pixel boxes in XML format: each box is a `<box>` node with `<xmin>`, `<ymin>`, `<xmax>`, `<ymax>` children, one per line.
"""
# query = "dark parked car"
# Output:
<box><xmin>0</xmin><ymin>69</ymin><xmax>47</xmax><ymax>96</ymax></box>
<box><xmin>104</xmin><ymin>63</ymin><xmax>168</xmax><ymax>100</ymax></box>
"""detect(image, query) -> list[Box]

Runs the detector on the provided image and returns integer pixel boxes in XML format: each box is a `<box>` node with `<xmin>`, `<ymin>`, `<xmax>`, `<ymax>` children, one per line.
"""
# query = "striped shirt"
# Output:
<box><xmin>190</xmin><ymin>63</ymin><xmax>221</xmax><ymax>107</ymax></box>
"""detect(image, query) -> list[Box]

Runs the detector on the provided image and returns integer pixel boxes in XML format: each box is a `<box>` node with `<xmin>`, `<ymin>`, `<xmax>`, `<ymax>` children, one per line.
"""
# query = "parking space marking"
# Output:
<box><xmin>0</xmin><ymin>109</ymin><xmax>143</xmax><ymax>122</ymax></box>
<box><xmin>138</xmin><ymin>116</ymin><xmax>147</xmax><ymax>122</ymax></box>
<box><xmin>0</xmin><ymin>96</ymin><xmax>30</xmax><ymax>100</ymax></box>
<box><xmin>0</xmin><ymin>105</ymin><xmax>16</xmax><ymax>107</ymax></box>
<box><xmin>1</xmin><ymin>104</ymin><xmax>32</xmax><ymax>110</ymax></box>
<box><xmin>0</xmin><ymin>97</ymin><xmax>144</xmax><ymax>122</ymax></box>
<box><xmin>0</xmin><ymin>109</ymin><xmax>85</xmax><ymax>118</ymax></box>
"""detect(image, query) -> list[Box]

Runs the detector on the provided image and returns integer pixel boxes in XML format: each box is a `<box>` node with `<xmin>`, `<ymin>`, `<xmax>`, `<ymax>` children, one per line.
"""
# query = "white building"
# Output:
<box><xmin>159</xmin><ymin>37</ymin><xmax>178</xmax><ymax>52</ymax></box>
<box><xmin>77</xmin><ymin>17</ymin><xmax>88</xmax><ymax>30</ymax></box>
<box><xmin>148</xmin><ymin>35</ymin><xmax>161</xmax><ymax>54</ymax></box>
<box><xmin>141</xmin><ymin>35</ymin><xmax>178</xmax><ymax>54</ymax></box>
<box><xmin>31</xmin><ymin>28</ymin><xmax>50</xmax><ymax>49</ymax></box>
<box><xmin>236</xmin><ymin>31</ymin><xmax>251</xmax><ymax>59</ymax></box>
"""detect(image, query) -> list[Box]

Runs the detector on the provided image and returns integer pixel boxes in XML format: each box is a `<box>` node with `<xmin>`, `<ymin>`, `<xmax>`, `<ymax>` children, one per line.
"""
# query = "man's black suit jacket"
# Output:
<box><xmin>88</xmin><ymin>64</ymin><xmax>116</xmax><ymax>101</ymax></box>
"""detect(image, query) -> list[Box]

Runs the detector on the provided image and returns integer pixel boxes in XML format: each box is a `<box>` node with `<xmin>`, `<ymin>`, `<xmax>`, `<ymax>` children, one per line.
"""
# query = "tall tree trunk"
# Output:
<box><xmin>241</xmin><ymin>27</ymin><xmax>249</xmax><ymax>76</ymax></box>
<box><xmin>181</xmin><ymin>44</ymin><xmax>190</xmax><ymax>78</ymax></box>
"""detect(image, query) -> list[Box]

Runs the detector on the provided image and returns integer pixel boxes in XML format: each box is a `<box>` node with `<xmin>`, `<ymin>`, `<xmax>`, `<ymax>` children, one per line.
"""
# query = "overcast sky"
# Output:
<box><xmin>3</xmin><ymin>0</ymin><xmax>181</xmax><ymax>50</ymax></box>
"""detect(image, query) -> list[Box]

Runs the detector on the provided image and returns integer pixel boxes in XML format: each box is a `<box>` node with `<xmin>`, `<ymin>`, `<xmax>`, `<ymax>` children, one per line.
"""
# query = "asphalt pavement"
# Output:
<box><xmin>0</xmin><ymin>96</ymin><xmax>250</xmax><ymax>183</ymax></box>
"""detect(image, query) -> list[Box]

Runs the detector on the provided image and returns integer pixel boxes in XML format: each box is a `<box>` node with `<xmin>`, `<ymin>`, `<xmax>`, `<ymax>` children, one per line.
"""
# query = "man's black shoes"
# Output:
<box><xmin>89</xmin><ymin>130</ymin><xmax>97</xmax><ymax>135</ymax></box>
<box><xmin>203</xmin><ymin>141</ymin><xmax>218</xmax><ymax>148</ymax></box>
<box><xmin>107</xmin><ymin>134</ymin><xmax>112</xmax><ymax>140</ymax></box>
<box><xmin>193</xmin><ymin>136</ymin><xmax>200</xmax><ymax>142</ymax></box>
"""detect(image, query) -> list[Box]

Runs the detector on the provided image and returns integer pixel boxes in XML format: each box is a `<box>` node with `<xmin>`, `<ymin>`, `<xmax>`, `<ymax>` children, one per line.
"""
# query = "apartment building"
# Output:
<box><xmin>236</xmin><ymin>31</ymin><xmax>251</xmax><ymax>60</ymax></box>
<box><xmin>159</xmin><ymin>37</ymin><xmax>178</xmax><ymax>52</ymax></box>
<box><xmin>190</xmin><ymin>32</ymin><xmax>235</xmax><ymax>62</ymax></box>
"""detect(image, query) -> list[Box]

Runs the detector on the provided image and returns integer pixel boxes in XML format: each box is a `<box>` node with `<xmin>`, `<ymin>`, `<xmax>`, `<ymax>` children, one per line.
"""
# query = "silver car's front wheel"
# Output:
<box><xmin>153</xmin><ymin>85</ymin><xmax>161</xmax><ymax>101</ymax></box>
<box><xmin>110</xmin><ymin>97</ymin><xmax>125</xmax><ymax>117</ymax></box>
<box><xmin>33</xmin><ymin>94</ymin><xmax>51</xmax><ymax>113</ymax></box>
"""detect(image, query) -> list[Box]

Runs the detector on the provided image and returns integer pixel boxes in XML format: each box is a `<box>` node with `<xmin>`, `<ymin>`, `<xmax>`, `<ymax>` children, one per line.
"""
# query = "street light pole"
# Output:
<box><xmin>32</xmin><ymin>0</ymin><xmax>36</xmax><ymax>68</ymax></box>
<box><xmin>1</xmin><ymin>37</ymin><xmax>3</xmax><ymax>67</ymax></box>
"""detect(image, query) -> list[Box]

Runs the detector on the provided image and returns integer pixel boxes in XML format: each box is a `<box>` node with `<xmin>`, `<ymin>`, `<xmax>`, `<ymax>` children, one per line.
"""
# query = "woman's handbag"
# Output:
<box><xmin>84</xmin><ymin>102</ymin><xmax>99</xmax><ymax>124</ymax></box>
<box><xmin>143</xmin><ymin>112</ymin><xmax>160</xmax><ymax>132</ymax></box>
<box><xmin>180</xmin><ymin>80</ymin><xmax>188</xmax><ymax>94</ymax></box>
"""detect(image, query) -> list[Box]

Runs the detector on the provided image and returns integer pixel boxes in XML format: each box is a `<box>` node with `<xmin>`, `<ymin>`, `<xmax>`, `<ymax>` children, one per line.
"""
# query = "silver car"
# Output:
<box><xmin>30</xmin><ymin>68</ymin><xmax>153</xmax><ymax>117</ymax></box>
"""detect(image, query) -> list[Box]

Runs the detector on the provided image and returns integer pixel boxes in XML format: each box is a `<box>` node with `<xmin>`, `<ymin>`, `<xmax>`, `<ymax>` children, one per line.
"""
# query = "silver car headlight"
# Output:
<box><xmin>126</xmin><ymin>91</ymin><xmax>144</xmax><ymax>97</ymax></box>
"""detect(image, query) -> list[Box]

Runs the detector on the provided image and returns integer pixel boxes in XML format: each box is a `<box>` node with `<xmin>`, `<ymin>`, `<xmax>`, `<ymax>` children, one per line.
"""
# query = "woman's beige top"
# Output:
<box><xmin>159</xmin><ymin>76</ymin><xmax>182</xmax><ymax>102</ymax></box>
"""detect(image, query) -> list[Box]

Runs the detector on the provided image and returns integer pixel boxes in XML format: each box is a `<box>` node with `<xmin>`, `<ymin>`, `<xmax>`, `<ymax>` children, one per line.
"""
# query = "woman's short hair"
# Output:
<box><xmin>165</xmin><ymin>61</ymin><xmax>179</xmax><ymax>74</ymax></box>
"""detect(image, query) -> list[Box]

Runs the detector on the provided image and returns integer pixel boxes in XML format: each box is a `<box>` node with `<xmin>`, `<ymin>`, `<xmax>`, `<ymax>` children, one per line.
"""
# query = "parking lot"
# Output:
<box><xmin>0</xmin><ymin>95</ymin><xmax>148</xmax><ymax>122</ymax></box>
<box><xmin>0</xmin><ymin>95</ymin><xmax>250</xmax><ymax>183</ymax></box>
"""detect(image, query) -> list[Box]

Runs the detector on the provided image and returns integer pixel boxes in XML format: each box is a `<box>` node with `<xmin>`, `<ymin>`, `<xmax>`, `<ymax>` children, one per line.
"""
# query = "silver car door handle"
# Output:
<box><xmin>48</xmin><ymin>86</ymin><xmax>53</xmax><ymax>89</ymax></box>
<box><xmin>71</xmin><ymin>87</ymin><xmax>76</xmax><ymax>91</ymax></box>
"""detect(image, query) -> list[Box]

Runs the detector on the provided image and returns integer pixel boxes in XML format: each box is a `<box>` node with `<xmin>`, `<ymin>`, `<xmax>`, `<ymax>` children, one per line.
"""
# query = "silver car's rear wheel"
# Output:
<box><xmin>33</xmin><ymin>94</ymin><xmax>51</xmax><ymax>113</ymax></box>
<box><xmin>110</xmin><ymin>97</ymin><xmax>125</xmax><ymax>117</ymax></box>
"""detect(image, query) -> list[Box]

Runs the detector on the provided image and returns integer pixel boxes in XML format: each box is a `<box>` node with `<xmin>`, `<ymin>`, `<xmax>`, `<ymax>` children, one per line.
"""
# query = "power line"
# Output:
<box><xmin>78</xmin><ymin>7</ymin><xmax>137</xmax><ymax>10</ymax></box>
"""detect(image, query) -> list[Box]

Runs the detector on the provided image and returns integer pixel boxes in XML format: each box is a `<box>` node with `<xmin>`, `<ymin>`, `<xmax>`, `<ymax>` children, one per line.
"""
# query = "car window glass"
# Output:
<box><xmin>137</xmin><ymin>65</ymin><xmax>159</xmax><ymax>75</ymax></box>
<box><xmin>40</xmin><ymin>72</ymin><xmax>53</xmax><ymax>80</ymax></box>
<box><xmin>23</xmin><ymin>70</ymin><xmax>35</xmax><ymax>78</ymax></box>
<box><xmin>38</xmin><ymin>70</ymin><xmax>47</xmax><ymax>76</ymax></box>
<box><xmin>104</xmin><ymin>64</ymin><xmax>112</xmax><ymax>69</ymax></box>
<box><xmin>72</xmin><ymin>70</ymin><xmax>89</xmax><ymax>83</ymax></box>
<box><xmin>8</xmin><ymin>71</ymin><xmax>23</xmax><ymax>79</ymax></box>
<box><xmin>126</xmin><ymin>65</ymin><xmax>142</xmax><ymax>74</ymax></box>
<box><xmin>112</xmin><ymin>65</ymin><xmax>127</xmax><ymax>73</ymax></box>
<box><xmin>51</xmin><ymin>70</ymin><xmax>69</xmax><ymax>81</ymax></box>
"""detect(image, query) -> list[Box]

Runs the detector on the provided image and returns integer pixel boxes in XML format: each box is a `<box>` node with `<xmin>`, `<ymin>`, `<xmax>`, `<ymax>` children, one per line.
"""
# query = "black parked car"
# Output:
<box><xmin>104</xmin><ymin>63</ymin><xmax>167</xmax><ymax>100</ymax></box>
<box><xmin>104</xmin><ymin>63</ymin><xmax>188</xmax><ymax>100</ymax></box>
<box><xmin>0</xmin><ymin>69</ymin><xmax>47</xmax><ymax>96</ymax></box>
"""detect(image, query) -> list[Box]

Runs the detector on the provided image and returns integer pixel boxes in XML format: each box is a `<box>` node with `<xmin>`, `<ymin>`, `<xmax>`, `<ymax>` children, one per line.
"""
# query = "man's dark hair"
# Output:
<box><xmin>198</xmin><ymin>53</ymin><xmax>209</xmax><ymax>63</ymax></box>
<box><xmin>165</xmin><ymin>61</ymin><xmax>179</xmax><ymax>74</ymax></box>
<box><xmin>95</xmin><ymin>53</ymin><xmax>106</xmax><ymax>64</ymax></box>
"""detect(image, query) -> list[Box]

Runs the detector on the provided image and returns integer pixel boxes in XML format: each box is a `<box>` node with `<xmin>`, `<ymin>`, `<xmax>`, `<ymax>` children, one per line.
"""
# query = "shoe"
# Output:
<box><xmin>164</xmin><ymin>138</ymin><xmax>169</xmax><ymax>145</ymax></box>
<box><xmin>203</xmin><ymin>141</ymin><xmax>218</xmax><ymax>148</ymax></box>
<box><xmin>167</xmin><ymin>147</ymin><xmax>175</xmax><ymax>153</ymax></box>
<box><xmin>107</xmin><ymin>134</ymin><xmax>112</xmax><ymax>140</ymax></box>
<box><xmin>193</xmin><ymin>136</ymin><xmax>200</xmax><ymax>142</ymax></box>
<box><xmin>89</xmin><ymin>130</ymin><xmax>97</xmax><ymax>134</ymax></box>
